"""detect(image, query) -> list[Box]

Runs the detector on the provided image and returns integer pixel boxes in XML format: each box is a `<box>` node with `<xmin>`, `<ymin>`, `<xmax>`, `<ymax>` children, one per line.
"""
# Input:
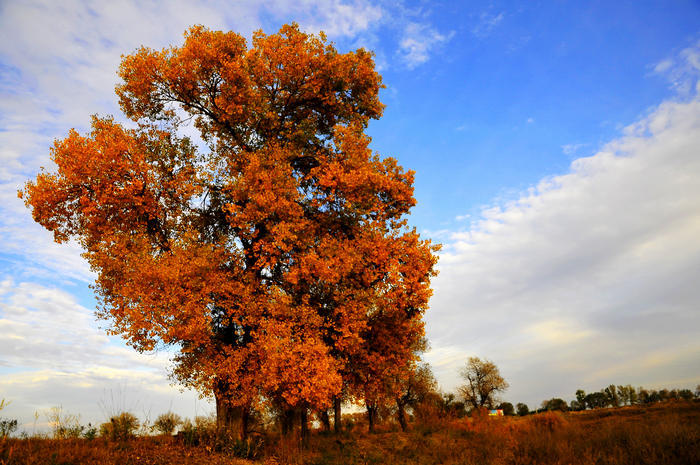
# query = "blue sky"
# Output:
<box><xmin>1</xmin><ymin>0</ymin><xmax>700</xmax><ymax>430</ymax></box>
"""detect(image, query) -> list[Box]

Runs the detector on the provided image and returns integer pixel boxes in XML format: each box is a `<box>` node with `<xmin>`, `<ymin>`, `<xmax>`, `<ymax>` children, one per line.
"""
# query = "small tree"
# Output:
<box><xmin>394</xmin><ymin>363</ymin><xmax>438</xmax><ymax>431</ymax></box>
<box><xmin>544</xmin><ymin>398</ymin><xmax>568</xmax><ymax>412</ymax></box>
<box><xmin>496</xmin><ymin>402</ymin><xmax>515</xmax><ymax>416</ymax></box>
<box><xmin>457</xmin><ymin>357</ymin><xmax>508</xmax><ymax>410</ymax></box>
<box><xmin>516</xmin><ymin>403</ymin><xmax>530</xmax><ymax>416</ymax></box>
<box><xmin>153</xmin><ymin>412</ymin><xmax>182</xmax><ymax>435</ymax></box>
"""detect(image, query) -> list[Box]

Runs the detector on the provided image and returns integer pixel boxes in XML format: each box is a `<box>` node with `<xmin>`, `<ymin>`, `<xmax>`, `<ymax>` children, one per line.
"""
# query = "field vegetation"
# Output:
<box><xmin>2</xmin><ymin>398</ymin><xmax>699</xmax><ymax>464</ymax></box>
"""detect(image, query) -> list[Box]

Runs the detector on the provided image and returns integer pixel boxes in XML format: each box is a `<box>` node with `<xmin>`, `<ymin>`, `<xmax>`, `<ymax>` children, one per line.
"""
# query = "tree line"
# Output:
<box><xmin>535</xmin><ymin>384</ymin><xmax>700</xmax><ymax>414</ymax></box>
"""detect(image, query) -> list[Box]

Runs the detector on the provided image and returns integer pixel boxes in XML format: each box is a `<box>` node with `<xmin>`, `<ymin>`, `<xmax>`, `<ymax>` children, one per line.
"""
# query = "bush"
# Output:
<box><xmin>0</xmin><ymin>418</ymin><xmax>18</xmax><ymax>438</ymax></box>
<box><xmin>45</xmin><ymin>405</ymin><xmax>84</xmax><ymax>439</ymax></box>
<box><xmin>100</xmin><ymin>412</ymin><xmax>140</xmax><ymax>442</ymax></box>
<box><xmin>153</xmin><ymin>412</ymin><xmax>182</xmax><ymax>435</ymax></box>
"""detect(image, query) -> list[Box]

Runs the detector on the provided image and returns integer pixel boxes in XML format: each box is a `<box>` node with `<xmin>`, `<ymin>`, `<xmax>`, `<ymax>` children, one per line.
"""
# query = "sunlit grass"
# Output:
<box><xmin>1</xmin><ymin>400</ymin><xmax>699</xmax><ymax>464</ymax></box>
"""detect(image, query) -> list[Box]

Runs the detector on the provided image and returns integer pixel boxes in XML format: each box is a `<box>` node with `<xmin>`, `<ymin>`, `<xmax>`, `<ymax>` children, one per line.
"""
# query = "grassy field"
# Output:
<box><xmin>1</xmin><ymin>400</ymin><xmax>699</xmax><ymax>464</ymax></box>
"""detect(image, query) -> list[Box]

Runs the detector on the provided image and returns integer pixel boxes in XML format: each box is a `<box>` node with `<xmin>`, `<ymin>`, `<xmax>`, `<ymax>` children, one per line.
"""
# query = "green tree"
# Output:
<box><xmin>617</xmin><ymin>385</ymin><xmax>629</xmax><ymax>406</ymax></box>
<box><xmin>496</xmin><ymin>402</ymin><xmax>515</xmax><ymax>416</ymax></box>
<box><xmin>604</xmin><ymin>385</ymin><xmax>620</xmax><ymax>407</ymax></box>
<box><xmin>516</xmin><ymin>403</ymin><xmax>529</xmax><ymax>416</ymax></box>
<box><xmin>544</xmin><ymin>398</ymin><xmax>568</xmax><ymax>412</ymax></box>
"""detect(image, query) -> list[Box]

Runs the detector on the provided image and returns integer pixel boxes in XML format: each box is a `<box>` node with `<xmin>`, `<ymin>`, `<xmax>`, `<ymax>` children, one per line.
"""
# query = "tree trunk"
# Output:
<box><xmin>397</xmin><ymin>402</ymin><xmax>407</xmax><ymax>431</ymax></box>
<box><xmin>366</xmin><ymin>402</ymin><xmax>377</xmax><ymax>432</ymax></box>
<box><xmin>281</xmin><ymin>408</ymin><xmax>295</xmax><ymax>437</ymax></box>
<box><xmin>215</xmin><ymin>392</ymin><xmax>247</xmax><ymax>440</ymax></box>
<box><xmin>334</xmin><ymin>396</ymin><xmax>342</xmax><ymax>434</ymax></box>
<box><xmin>320</xmin><ymin>409</ymin><xmax>331</xmax><ymax>431</ymax></box>
<box><xmin>300</xmin><ymin>407</ymin><xmax>309</xmax><ymax>448</ymax></box>
<box><xmin>239</xmin><ymin>405</ymin><xmax>249</xmax><ymax>441</ymax></box>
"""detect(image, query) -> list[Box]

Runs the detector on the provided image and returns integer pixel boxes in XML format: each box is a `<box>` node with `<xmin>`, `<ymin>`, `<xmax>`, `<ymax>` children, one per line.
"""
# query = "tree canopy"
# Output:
<box><xmin>457</xmin><ymin>357</ymin><xmax>509</xmax><ymax>410</ymax></box>
<box><xmin>20</xmin><ymin>23</ymin><xmax>439</xmax><ymax>438</ymax></box>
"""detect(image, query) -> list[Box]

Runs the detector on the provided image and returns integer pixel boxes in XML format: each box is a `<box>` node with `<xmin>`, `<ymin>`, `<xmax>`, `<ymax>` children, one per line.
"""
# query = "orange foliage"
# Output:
<box><xmin>20</xmin><ymin>23</ymin><xmax>438</xmax><ymax>427</ymax></box>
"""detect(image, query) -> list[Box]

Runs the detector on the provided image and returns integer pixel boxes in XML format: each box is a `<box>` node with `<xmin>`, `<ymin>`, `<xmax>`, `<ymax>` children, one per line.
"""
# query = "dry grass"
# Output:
<box><xmin>2</xmin><ymin>400</ymin><xmax>699</xmax><ymax>464</ymax></box>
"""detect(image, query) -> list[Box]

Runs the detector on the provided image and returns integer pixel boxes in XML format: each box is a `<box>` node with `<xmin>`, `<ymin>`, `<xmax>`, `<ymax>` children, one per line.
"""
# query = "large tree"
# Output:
<box><xmin>21</xmin><ymin>24</ymin><xmax>438</xmax><ymax>439</ymax></box>
<box><xmin>457</xmin><ymin>357</ymin><xmax>509</xmax><ymax>410</ymax></box>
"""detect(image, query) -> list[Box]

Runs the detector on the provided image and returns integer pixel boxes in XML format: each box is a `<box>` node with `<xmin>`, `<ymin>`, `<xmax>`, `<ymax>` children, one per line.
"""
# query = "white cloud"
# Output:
<box><xmin>561</xmin><ymin>142</ymin><xmax>590</xmax><ymax>155</ymax></box>
<box><xmin>471</xmin><ymin>11</ymin><xmax>505</xmax><ymax>39</ymax></box>
<box><xmin>426</xmin><ymin>95</ymin><xmax>700</xmax><ymax>404</ymax></box>
<box><xmin>268</xmin><ymin>0</ymin><xmax>383</xmax><ymax>38</ymax></box>
<box><xmin>397</xmin><ymin>22</ymin><xmax>454</xmax><ymax>69</ymax></box>
<box><xmin>0</xmin><ymin>279</ymin><xmax>209</xmax><ymax>430</ymax></box>
<box><xmin>653</xmin><ymin>39</ymin><xmax>700</xmax><ymax>95</ymax></box>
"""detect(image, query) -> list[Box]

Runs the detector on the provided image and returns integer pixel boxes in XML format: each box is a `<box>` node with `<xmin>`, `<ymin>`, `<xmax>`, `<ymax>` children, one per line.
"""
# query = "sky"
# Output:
<box><xmin>1</xmin><ymin>0</ymin><xmax>700</xmax><ymax>431</ymax></box>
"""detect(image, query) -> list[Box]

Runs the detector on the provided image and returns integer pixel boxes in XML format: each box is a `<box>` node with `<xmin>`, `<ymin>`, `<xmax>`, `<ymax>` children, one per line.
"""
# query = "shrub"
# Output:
<box><xmin>100</xmin><ymin>412</ymin><xmax>140</xmax><ymax>441</ymax></box>
<box><xmin>153</xmin><ymin>412</ymin><xmax>182</xmax><ymax>435</ymax></box>
<box><xmin>45</xmin><ymin>405</ymin><xmax>84</xmax><ymax>439</ymax></box>
<box><xmin>0</xmin><ymin>418</ymin><xmax>18</xmax><ymax>438</ymax></box>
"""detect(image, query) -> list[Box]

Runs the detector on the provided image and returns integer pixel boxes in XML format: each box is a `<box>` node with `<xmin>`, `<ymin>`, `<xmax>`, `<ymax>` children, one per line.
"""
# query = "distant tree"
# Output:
<box><xmin>569</xmin><ymin>400</ymin><xmax>584</xmax><ymax>412</ymax></box>
<box><xmin>440</xmin><ymin>392</ymin><xmax>467</xmax><ymax>418</ymax></box>
<box><xmin>457</xmin><ymin>357</ymin><xmax>509</xmax><ymax>409</ymax></box>
<box><xmin>648</xmin><ymin>390</ymin><xmax>660</xmax><ymax>403</ymax></box>
<box><xmin>658</xmin><ymin>389</ymin><xmax>669</xmax><ymax>402</ymax></box>
<box><xmin>679</xmin><ymin>389</ymin><xmax>694</xmax><ymax>401</ymax></box>
<box><xmin>604</xmin><ymin>385</ymin><xmax>620</xmax><ymax>407</ymax></box>
<box><xmin>628</xmin><ymin>385</ymin><xmax>638</xmax><ymax>405</ymax></box>
<box><xmin>585</xmin><ymin>392</ymin><xmax>608</xmax><ymax>409</ymax></box>
<box><xmin>696</xmin><ymin>385</ymin><xmax>700</xmax><ymax>398</ymax></box>
<box><xmin>638</xmin><ymin>387</ymin><xmax>650</xmax><ymax>404</ymax></box>
<box><xmin>496</xmin><ymin>402</ymin><xmax>515</xmax><ymax>416</ymax></box>
<box><xmin>544</xmin><ymin>398</ymin><xmax>568</xmax><ymax>412</ymax></box>
<box><xmin>617</xmin><ymin>385</ymin><xmax>630</xmax><ymax>406</ymax></box>
<box><xmin>516</xmin><ymin>403</ymin><xmax>530</xmax><ymax>416</ymax></box>
<box><xmin>575</xmin><ymin>390</ymin><xmax>586</xmax><ymax>408</ymax></box>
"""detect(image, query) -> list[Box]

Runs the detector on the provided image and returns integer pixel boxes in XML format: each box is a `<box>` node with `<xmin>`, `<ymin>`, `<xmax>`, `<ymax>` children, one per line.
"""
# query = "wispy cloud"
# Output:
<box><xmin>653</xmin><ymin>39</ymin><xmax>700</xmax><ymax>95</ymax></box>
<box><xmin>561</xmin><ymin>142</ymin><xmax>590</xmax><ymax>155</ymax></box>
<box><xmin>398</xmin><ymin>22</ymin><xmax>454</xmax><ymax>69</ymax></box>
<box><xmin>471</xmin><ymin>11</ymin><xmax>505</xmax><ymax>39</ymax></box>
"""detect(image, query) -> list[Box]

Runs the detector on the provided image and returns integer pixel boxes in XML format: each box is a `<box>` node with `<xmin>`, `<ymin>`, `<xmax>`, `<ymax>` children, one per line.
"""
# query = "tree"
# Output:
<box><xmin>392</xmin><ymin>363</ymin><xmax>437</xmax><ymax>431</ymax></box>
<box><xmin>21</xmin><ymin>24</ymin><xmax>438</xmax><ymax>440</ymax></box>
<box><xmin>575</xmin><ymin>390</ymin><xmax>586</xmax><ymax>409</ymax></box>
<box><xmin>679</xmin><ymin>389</ymin><xmax>694</xmax><ymax>401</ymax></box>
<box><xmin>584</xmin><ymin>392</ymin><xmax>607</xmax><ymax>409</ymax></box>
<box><xmin>457</xmin><ymin>357</ymin><xmax>509</xmax><ymax>409</ymax></box>
<box><xmin>516</xmin><ymin>403</ymin><xmax>529</xmax><ymax>416</ymax></box>
<box><xmin>496</xmin><ymin>402</ymin><xmax>515</xmax><ymax>416</ymax></box>
<box><xmin>604</xmin><ymin>385</ymin><xmax>620</xmax><ymax>407</ymax></box>
<box><xmin>569</xmin><ymin>400</ymin><xmax>583</xmax><ymax>411</ymax></box>
<box><xmin>543</xmin><ymin>398</ymin><xmax>568</xmax><ymax>412</ymax></box>
<box><xmin>616</xmin><ymin>385</ymin><xmax>629</xmax><ymax>406</ymax></box>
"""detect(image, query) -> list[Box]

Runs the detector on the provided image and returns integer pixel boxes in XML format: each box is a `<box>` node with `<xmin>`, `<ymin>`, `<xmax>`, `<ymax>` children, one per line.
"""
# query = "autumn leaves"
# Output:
<box><xmin>21</xmin><ymin>23</ymin><xmax>439</xmax><ymax>438</ymax></box>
